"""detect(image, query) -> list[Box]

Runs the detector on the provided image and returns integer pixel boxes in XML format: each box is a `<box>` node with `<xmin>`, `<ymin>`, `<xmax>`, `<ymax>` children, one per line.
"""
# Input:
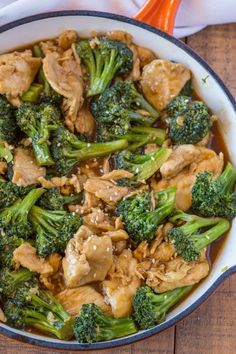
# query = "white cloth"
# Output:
<box><xmin>0</xmin><ymin>0</ymin><xmax>235</xmax><ymax>38</ymax></box>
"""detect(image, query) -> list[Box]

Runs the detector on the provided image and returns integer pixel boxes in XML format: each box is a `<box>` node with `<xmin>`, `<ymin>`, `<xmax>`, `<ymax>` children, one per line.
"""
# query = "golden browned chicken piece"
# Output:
<box><xmin>58</xmin><ymin>31</ymin><xmax>78</xmax><ymax>51</ymax></box>
<box><xmin>12</xmin><ymin>147</ymin><xmax>46</xmax><ymax>187</ymax></box>
<box><xmin>75</xmin><ymin>104</ymin><xmax>96</xmax><ymax>137</ymax></box>
<box><xmin>56</xmin><ymin>286</ymin><xmax>112</xmax><ymax>317</ymax></box>
<box><xmin>40</xmin><ymin>31</ymin><xmax>78</xmax><ymax>55</ymax></box>
<box><xmin>134</xmin><ymin>224</ymin><xmax>175</xmax><ymax>264</ymax></box>
<box><xmin>13</xmin><ymin>243</ymin><xmax>61</xmax><ymax>276</ymax></box>
<box><xmin>160</xmin><ymin>145</ymin><xmax>200</xmax><ymax>179</ymax></box>
<box><xmin>155</xmin><ymin>147</ymin><xmax>224</xmax><ymax>211</ymax></box>
<box><xmin>102</xmin><ymin>249</ymin><xmax>141</xmax><ymax>318</ymax></box>
<box><xmin>43</xmin><ymin>49</ymin><xmax>83</xmax><ymax>131</ymax></box>
<box><xmin>0</xmin><ymin>50</ymin><xmax>41</xmax><ymax>103</ymax></box>
<box><xmin>141</xmin><ymin>59</ymin><xmax>191</xmax><ymax>111</ymax></box>
<box><xmin>83</xmin><ymin>208</ymin><xmax>116</xmax><ymax>232</ymax></box>
<box><xmin>0</xmin><ymin>308</ymin><xmax>6</xmax><ymax>323</ymax></box>
<box><xmin>84</xmin><ymin>178</ymin><xmax>129</xmax><ymax>206</ymax></box>
<box><xmin>100</xmin><ymin>169</ymin><xmax>134</xmax><ymax>181</ymax></box>
<box><xmin>135</xmin><ymin>45</ymin><xmax>156</xmax><ymax>67</ymax></box>
<box><xmin>63</xmin><ymin>227</ymin><xmax>113</xmax><ymax>288</ymax></box>
<box><xmin>146</xmin><ymin>250</ymin><xmax>209</xmax><ymax>293</ymax></box>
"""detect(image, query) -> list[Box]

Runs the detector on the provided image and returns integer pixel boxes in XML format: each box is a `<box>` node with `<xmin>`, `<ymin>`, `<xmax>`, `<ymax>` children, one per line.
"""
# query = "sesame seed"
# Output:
<box><xmin>93</xmin><ymin>273</ymin><xmax>97</xmax><ymax>278</ymax></box>
<box><xmin>93</xmin><ymin>245</ymin><xmax>97</xmax><ymax>250</ymax></box>
<box><xmin>106</xmin><ymin>247</ymin><xmax>110</xmax><ymax>252</ymax></box>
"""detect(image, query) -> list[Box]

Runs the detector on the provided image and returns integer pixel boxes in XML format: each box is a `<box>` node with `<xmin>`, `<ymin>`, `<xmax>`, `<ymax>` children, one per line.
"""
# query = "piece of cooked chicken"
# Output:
<box><xmin>134</xmin><ymin>224</ymin><xmax>175</xmax><ymax>263</ymax></box>
<box><xmin>146</xmin><ymin>250</ymin><xmax>209</xmax><ymax>293</ymax></box>
<box><xmin>160</xmin><ymin>145</ymin><xmax>201</xmax><ymax>179</ymax></box>
<box><xmin>141</xmin><ymin>59</ymin><xmax>191</xmax><ymax>111</ymax></box>
<box><xmin>0</xmin><ymin>50</ymin><xmax>41</xmax><ymax>102</ymax></box>
<box><xmin>62</xmin><ymin>226</ymin><xmax>113</xmax><ymax>288</ymax></box>
<box><xmin>84</xmin><ymin>178</ymin><xmax>129</xmax><ymax>206</ymax></box>
<box><xmin>155</xmin><ymin>147</ymin><xmax>224</xmax><ymax>211</ymax></box>
<box><xmin>83</xmin><ymin>208</ymin><xmax>115</xmax><ymax>232</ymax></box>
<box><xmin>135</xmin><ymin>45</ymin><xmax>156</xmax><ymax>67</ymax></box>
<box><xmin>43</xmin><ymin>49</ymin><xmax>83</xmax><ymax>132</ymax></box>
<box><xmin>13</xmin><ymin>243</ymin><xmax>61</xmax><ymax>276</ymax></box>
<box><xmin>12</xmin><ymin>147</ymin><xmax>46</xmax><ymax>187</ymax></box>
<box><xmin>75</xmin><ymin>103</ymin><xmax>96</xmax><ymax>137</ymax></box>
<box><xmin>56</xmin><ymin>286</ymin><xmax>112</xmax><ymax>317</ymax></box>
<box><xmin>102</xmin><ymin>249</ymin><xmax>141</xmax><ymax>318</ymax></box>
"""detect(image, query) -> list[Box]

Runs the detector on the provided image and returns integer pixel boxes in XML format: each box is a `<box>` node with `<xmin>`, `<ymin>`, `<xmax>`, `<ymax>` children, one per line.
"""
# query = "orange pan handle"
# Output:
<box><xmin>133</xmin><ymin>0</ymin><xmax>181</xmax><ymax>35</ymax></box>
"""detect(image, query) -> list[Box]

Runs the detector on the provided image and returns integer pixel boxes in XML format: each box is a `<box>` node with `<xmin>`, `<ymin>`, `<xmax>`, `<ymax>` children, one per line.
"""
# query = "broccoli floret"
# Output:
<box><xmin>0</xmin><ymin>188</ymin><xmax>45</xmax><ymax>237</ymax></box>
<box><xmin>116</xmin><ymin>187</ymin><xmax>176</xmax><ymax>244</ymax></box>
<box><xmin>75</xmin><ymin>38</ymin><xmax>133</xmax><ymax>97</ymax></box>
<box><xmin>0</xmin><ymin>235</ymin><xmax>25</xmax><ymax>268</ymax></box>
<box><xmin>29</xmin><ymin>205</ymin><xmax>82</xmax><ymax>257</ymax></box>
<box><xmin>16</xmin><ymin>102</ymin><xmax>62</xmax><ymax>166</ymax></box>
<box><xmin>51</xmin><ymin>127</ymin><xmax>128</xmax><ymax>175</ymax></box>
<box><xmin>192</xmin><ymin>162</ymin><xmax>236</xmax><ymax>219</ymax></box>
<box><xmin>4</xmin><ymin>284</ymin><xmax>73</xmax><ymax>340</ymax></box>
<box><xmin>38</xmin><ymin>187</ymin><xmax>83</xmax><ymax>210</ymax></box>
<box><xmin>114</xmin><ymin>147</ymin><xmax>171</xmax><ymax>186</ymax></box>
<box><xmin>0</xmin><ymin>179</ymin><xmax>37</xmax><ymax>209</ymax></box>
<box><xmin>73</xmin><ymin>303</ymin><xmax>137</xmax><ymax>343</ymax></box>
<box><xmin>91</xmin><ymin>80</ymin><xmax>159</xmax><ymax>141</ymax></box>
<box><xmin>133</xmin><ymin>286</ymin><xmax>192</xmax><ymax>329</ymax></box>
<box><xmin>0</xmin><ymin>267</ymin><xmax>36</xmax><ymax>298</ymax></box>
<box><xmin>168</xmin><ymin>210</ymin><xmax>230</xmax><ymax>262</ymax></box>
<box><xmin>0</xmin><ymin>95</ymin><xmax>19</xmax><ymax>144</ymax></box>
<box><xmin>166</xmin><ymin>96</ymin><xmax>212</xmax><ymax>144</ymax></box>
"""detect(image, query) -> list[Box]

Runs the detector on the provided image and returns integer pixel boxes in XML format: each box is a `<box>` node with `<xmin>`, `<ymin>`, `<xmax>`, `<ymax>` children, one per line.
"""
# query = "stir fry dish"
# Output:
<box><xmin>0</xmin><ymin>29</ymin><xmax>235</xmax><ymax>343</ymax></box>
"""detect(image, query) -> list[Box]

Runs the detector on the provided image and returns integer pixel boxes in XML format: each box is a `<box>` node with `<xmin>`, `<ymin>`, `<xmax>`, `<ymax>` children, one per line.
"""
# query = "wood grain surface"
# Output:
<box><xmin>1</xmin><ymin>23</ymin><xmax>236</xmax><ymax>354</ymax></box>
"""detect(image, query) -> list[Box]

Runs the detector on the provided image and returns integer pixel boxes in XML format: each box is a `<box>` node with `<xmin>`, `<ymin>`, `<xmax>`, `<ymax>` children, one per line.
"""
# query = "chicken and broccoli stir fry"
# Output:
<box><xmin>0</xmin><ymin>29</ymin><xmax>234</xmax><ymax>343</ymax></box>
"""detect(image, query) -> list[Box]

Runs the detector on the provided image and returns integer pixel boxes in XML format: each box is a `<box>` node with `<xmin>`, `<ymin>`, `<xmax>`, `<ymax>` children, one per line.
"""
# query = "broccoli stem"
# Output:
<box><xmin>33</xmin><ymin>45</ymin><xmax>43</xmax><ymax>58</ymax></box>
<box><xmin>13</xmin><ymin>188</ymin><xmax>45</xmax><ymax>220</ymax></box>
<box><xmin>96</xmin><ymin>316</ymin><xmax>137</xmax><ymax>341</ymax></box>
<box><xmin>136</xmin><ymin>148</ymin><xmax>171</xmax><ymax>181</ymax></box>
<box><xmin>115</xmin><ymin>127</ymin><xmax>166</xmax><ymax>151</ymax></box>
<box><xmin>130</xmin><ymin>126</ymin><xmax>166</xmax><ymax>145</ymax></box>
<box><xmin>154</xmin><ymin>187</ymin><xmax>177</xmax><ymax>221</ymax></box>
<box><xmin>62</xmin><ymin>193</ymin><xmax>83</xmax><ymax>205</ymax></box>
<box><xmin>151</xmin><ymin>286</ymin><xmax>192</xmax><ymax>322</ymax></box>
<box><xmin>218</xmin><ymin>162</ymin><xmax>236</xmax><ymax>193</ymax></box>
<box><xmin>170</xmin><ymin>211</ymin><xmax>222</xmax><ymax>234</ymax></box>
<box><xmin>143</xmin><ymin>187</ymin><xmax>176</xmax><ymax>234</ymax></box>
<box><xmin>29</xmin><ymin>290</ymin><xmax>71</xmax><ymax>321</ymax></box>
<box><xmin>88</xmin><ymin>49</ymin><xmax>116</xmax><ymax>97</ymax></box>
<box><xmin>127</xmin><ymin>111</ymin><xmax>156</xmax><ymax>126</ymax></box>
<box><xmin>24</xmin><ymin>310</ymin><xmax>73</xmax><ymax>340</ymax></box>
<box><xmin>32</xmin><ymin>139</ymin><xmax>54</xmax><ymax>166</ymax></box>
<box><xmin>21</xmin><ymin>83</ymin><xmax>43</xmax><ymax>103</ymax></box>
<box><xmin>67</xmin><ymin>139</ymin><xmax>128</xmax><ymax>160</ymax></box>
<box><xmin>193</xmin><ymin>219</ymin><xmax>230</xmax><ymax>251</ymax></box>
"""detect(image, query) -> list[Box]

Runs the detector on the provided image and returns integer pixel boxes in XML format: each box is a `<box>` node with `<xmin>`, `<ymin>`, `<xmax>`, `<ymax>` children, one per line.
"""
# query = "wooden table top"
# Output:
<box><xmin>1</xmin><ymin>22</ymin><xmax>236</xmax><ymax>354</ymax></box>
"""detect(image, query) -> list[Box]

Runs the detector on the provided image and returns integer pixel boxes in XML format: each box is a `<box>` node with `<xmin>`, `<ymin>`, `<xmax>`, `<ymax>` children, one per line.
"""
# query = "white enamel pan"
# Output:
<box><xmin>0</xmin><ymin>9</ymin><xmax>235</xmax><ymax>351</ymax></box>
